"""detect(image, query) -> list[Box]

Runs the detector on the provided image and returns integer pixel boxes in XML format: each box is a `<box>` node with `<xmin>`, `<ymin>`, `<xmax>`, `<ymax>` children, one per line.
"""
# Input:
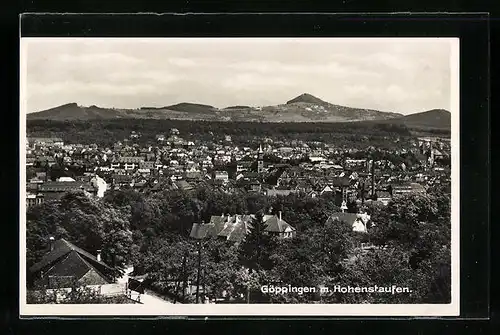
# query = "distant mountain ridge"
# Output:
<box><xmin>364</xmin><ymin>109</ymin><xmax>451</xmax><ymax>130</ymax></box>
<box><xmin>27</xmin><ymin>93</ymin><xmax>449</xmax><ymax>129</ymax></box>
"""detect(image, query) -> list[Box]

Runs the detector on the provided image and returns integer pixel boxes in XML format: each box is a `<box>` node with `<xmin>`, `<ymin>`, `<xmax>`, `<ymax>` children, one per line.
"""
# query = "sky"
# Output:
<box><xmin>22</xmin><ymin>38</ymin><xmax>456</xmax><ymax>115</ymax></box>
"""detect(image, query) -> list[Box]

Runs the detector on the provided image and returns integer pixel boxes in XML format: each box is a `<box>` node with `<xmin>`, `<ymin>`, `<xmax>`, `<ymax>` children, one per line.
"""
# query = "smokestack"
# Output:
<box><xmin>279</xmin><ymin>211</ymin><xmax>282</xmax><ymax>221</ymax></box>
<box><xmin>49</xmin><ymin>236</ymin><xmax>55</xmax><ymax>251</ymax></box>
<box><xmin>96</xmin><ymin>250</ymin><xmax>101</xmax><ymax>262</ymax></box>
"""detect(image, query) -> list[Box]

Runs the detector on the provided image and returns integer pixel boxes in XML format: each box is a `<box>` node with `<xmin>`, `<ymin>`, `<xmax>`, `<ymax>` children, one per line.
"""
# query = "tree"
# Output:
<box><xmin>264</xmin><ymin>219</ymin><xmax>355</xmax><ymax>303</ymax></box>
<box><xmin>26</xmin><ymin>191</ymin><xmax>134</xmax><ymax>274</ymax></box>
<box><xmin>347</xmin><ymin>200</ymin><xmax>359</xmax><ymax>213</ymax></box>
<box><xmin>238</xmin><ymin>211</ymin><xmax>277</xmax><ymax>272</ymax></box>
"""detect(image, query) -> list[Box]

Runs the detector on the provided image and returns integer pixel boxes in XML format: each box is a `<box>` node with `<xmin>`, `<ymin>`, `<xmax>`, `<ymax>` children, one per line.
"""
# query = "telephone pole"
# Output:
<box><xmin>195</xmin><ymin>241</ymin><xmax>202</xmax><ymax>304</ymax></box>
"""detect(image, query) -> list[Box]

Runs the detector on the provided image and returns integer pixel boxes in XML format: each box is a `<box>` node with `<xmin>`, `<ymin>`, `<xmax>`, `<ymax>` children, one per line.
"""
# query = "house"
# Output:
<box><xmin>266</xmin><ymin>188</ymin><xmax>298</xmax><ymax>197</ymax></box>
<box><xmin>38</xmin><ymin>181</ymin><xmax>97</xmax><ymax>200</ymax></box>
<box><xmin>217</xmin><ymin>215</ymin><xmax>254</xmax><ymax>243</ymax></box>
<box><xmin>119</xmin><ymin>156</ymin><xmax>144</xmax><ymax>170</ymax></box>
<box><xmin>112</xmin><ymin>174</ymin><xmax>133</xmax><ymax>188</ymax></box>
<box><xmin>236</xmin><ymin>161</ymin><xmax>253</xmax><ymax>173</ymax></box>
<box><xmin>26</xmin><ymin>193</ymin><xmax>44</xmax><ymax>207</ymax></box>
<box><xmin>28</xmin><ymin>137</ymin><xmax>64</xmax><ymax>148</ymax></box>
<box><xmin>214</xmin><ymin>170</ymin><xmax>229</xmax><ymax>182</ymax></box>
<box><xmin>175</xmin><ymin>179</ymin><xmax>193</xmax><ymax>192</ymax></box>
<box><xmin>29</xmin><ymin>238</ymin><xmax>116</xmax><ymax>289</ymax></box>
<box><xmin>201</xmin><ymin>212</ymin><xmax>297</xmax><ymax>242</ymax></box>
<box><xmin>263</xmin><ymin>212</ymin><xmax>296</xmax><ymax>238</ymax></box>
<box><xmin>375</xmin><ymin>190</ymin><xmax>392</xmax><ymax>205</ymax></box>
<box><xmin>320</xmin><ymin>185</ymin><xmax>334</xmax><ymax>195</ymax></box>
<box><xmin>325</xmin><ymin>212</ymin><xmax>372</xmax><ymax>233</ymax></box>
<box><xmin>139</xmin><ymin>161</ymin><xmax>155</xmax><ymax>170</ymax></box>
<box><xmin>391</xmin><ymin>183</ymin><xmax>426</xmax><ymax>198</ymax></box>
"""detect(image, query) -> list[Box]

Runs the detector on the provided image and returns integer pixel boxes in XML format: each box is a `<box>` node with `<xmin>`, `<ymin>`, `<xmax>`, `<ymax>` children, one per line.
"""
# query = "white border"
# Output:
<box><xmin>19</xmin><ymin>37</ymin><xmax>460</xmax><ymax>317</ymax></box>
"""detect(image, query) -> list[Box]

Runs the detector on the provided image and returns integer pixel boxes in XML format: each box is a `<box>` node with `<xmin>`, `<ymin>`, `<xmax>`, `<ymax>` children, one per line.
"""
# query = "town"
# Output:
<box><xmin>25</xmin><ymin>126</ymin><xmax>452</xmax><ymax>305</ymax></box>
<box><xmin>26</xmin><ymin>127</ymin><xmax>450</xmax><ymax>209</ymax></box>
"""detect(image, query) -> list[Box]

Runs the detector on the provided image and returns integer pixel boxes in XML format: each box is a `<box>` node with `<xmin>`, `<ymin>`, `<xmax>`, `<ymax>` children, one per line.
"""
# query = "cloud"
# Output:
<box><xmin>221</xmin><ymin>73</ymin><xmax>295</xmax><ymax>90</ymax></box>
<box><xmin>23</xmin><ymin>38</ymin><xmax>454</xmax><ymax>114</ymax></box>
<box><xmin>29</xmin><ymin>81</ymin><xmax>160</xmax><ymax>96</ymax></box>
<box><xmin>57</xmin><ymin>53</ymin><xmax>143</xmax><ymax>65</ymax></box>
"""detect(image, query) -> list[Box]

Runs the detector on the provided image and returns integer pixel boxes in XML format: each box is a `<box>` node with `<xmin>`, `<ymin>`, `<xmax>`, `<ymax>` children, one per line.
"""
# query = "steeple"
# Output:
<box><xmin>257</xmin><ymin>144</ymin><xmax>264</xmax><ymax>174</ymax></box>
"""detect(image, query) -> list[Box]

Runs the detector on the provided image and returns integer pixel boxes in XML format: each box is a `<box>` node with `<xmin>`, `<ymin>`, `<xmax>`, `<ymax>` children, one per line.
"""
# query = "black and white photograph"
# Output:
<box><xmin>20</xmin><ymin>37</ymin><xmax>459</xmax><ymax>316</ymax></box>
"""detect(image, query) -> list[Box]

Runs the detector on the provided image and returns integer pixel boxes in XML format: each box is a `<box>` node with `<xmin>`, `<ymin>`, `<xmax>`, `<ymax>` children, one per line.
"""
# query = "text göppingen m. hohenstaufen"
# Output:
<box><xmin>260</xmin><ymin>285</ymin><xmax>412</xmax><ymax>295</ymax></box>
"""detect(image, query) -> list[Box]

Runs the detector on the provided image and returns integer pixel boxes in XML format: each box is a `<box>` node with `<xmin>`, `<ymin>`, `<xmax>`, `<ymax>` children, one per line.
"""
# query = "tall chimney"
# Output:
<box><xmin>279</xmin><ymin>211</ymin><xmax>282</xmax><ymax>221</ymax></box>
<box><xmin>49</xmin><ymin>236</ymin><xmax>55</xmax><ymax>251</ymax></box>
<box><xmin>96</xmin><ymin>250</ymin><xmax>101</xmax><ymax>262</ymax></box>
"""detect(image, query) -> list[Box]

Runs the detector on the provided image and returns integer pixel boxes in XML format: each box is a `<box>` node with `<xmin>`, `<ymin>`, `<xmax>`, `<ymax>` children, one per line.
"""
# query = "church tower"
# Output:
<box><xmin>257</xmin><ymin>144</ymin><xmax>264</xmax><ymax>174</ymax></box>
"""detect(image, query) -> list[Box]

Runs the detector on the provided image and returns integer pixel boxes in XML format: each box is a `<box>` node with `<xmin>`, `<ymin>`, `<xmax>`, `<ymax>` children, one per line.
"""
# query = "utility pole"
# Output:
<box><xmin>181</xmin><ymin>250</ymin><xmax>187</xmax><ymax>302</ymax></box>
<box><xmin>371</xmin><ymin>158</ymin><xmax>375</xmax><ymax>199</ymax></box>
<box><xmin>195</xmin><ymin>241</ymin><xmax>202</xmax><ymax>304</ymax></box>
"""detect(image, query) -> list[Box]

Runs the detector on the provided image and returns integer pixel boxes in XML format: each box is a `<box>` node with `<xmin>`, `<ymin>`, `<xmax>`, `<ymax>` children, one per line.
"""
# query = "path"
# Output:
<box><xmin>117</xmin><ymin>266</ymin><xmax>174</xmax><ymax>305</ymax></box>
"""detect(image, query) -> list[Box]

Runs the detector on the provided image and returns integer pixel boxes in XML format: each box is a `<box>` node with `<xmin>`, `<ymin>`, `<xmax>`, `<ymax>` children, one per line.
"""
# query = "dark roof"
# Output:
<box><xmin>329</xmin><ymin>177</ymin><xmax>351</xmax><ymax>187</ymax></box>
<box><xmin>175</xmin><ymin>180</ymin><xmax>193</xmax><ymax>191</ymax></box>
<box><xmin>38</xmin><ymin>182</ymin><xmax>94</xmax><ymax>192</ymax></box>
<box><xmin>266</xmin><ymin>189</ymin><xmax>297</xmax><ymax>197</ymax></box>
<box><xmin>190</xmin><ymin>223</ymin><xmax>216</xmax><ymax>239</ymax></box>
<box><xmin>376</xmin><ymin>191</ymin><xmax>391</xmax><ymax>198</ymax></box>
<box><xmin>326</xmin><ymin>213</ymin><xmax>359</xmax><ymax>226</ymax></box>
<box><xmin>218</xmin><ymin>215</ymin><xmax>253</xmax><ymax>242</ymax></box>
<box><xmin>264</xmin><ymin>216</ymin><xmax>296</xmax><ymax>233</ymax></box>
<box><xmin>30</xmin><ymin>239</ymin><xmax>114</xmax><ymax>274</ymax></box>
<box><xmin>44</xmin><ymin>250</ymin><xmax>110</xmax><ymax>284</ymax></box>
<box><xmin>112</xmin><ymin>174</ymin><xmax>133</xmax><ymax>181</ymax></box>
<box><xmin>209</xmin><ymin>215</ymin><xmax>227</xmax><ymax>235</ymax></box>
<box><xmin>119</xmin><ymin>156</ymin><xmax>144</xmax><ymax>163</ymax></box>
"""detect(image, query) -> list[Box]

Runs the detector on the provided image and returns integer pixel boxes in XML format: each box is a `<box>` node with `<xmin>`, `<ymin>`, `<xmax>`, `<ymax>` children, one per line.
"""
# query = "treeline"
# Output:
<box><xmin>26</xmin><ymin>181</ymin><xmax>451</xmax><ymax>304</ymax></box>
<box><xmin>27</xmin><ymin>119</ymin><xmax>414</xmax><ymax>148</ymax></box>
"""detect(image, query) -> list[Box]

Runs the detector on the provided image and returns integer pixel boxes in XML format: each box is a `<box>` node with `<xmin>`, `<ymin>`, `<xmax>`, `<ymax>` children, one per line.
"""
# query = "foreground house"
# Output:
<box><xmin>325</xmin><ymin>212</ymin><xmax>372</xmax><ymax>233</ymax></box>
<box><xmin>193</xmin><ymin>212</ymin><xmax>297</xmax><ymax>243</ymax></box>
<box><xmin>29</xmin><ymin>239</ymin><xmax>116</xmax><ymax>289</ymax></box>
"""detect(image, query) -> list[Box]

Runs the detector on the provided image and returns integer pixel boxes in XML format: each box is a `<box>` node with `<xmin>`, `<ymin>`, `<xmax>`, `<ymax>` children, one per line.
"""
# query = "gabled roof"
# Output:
<box><xmin>326</xmin><ymin>213</ymin><xmax>359</xmax><ymax>226</ymax></box>
<box><xmin>264</xmin><ymin>216</ymin><xmax>296</xmax><ymax>233</ymax></box>
<box><xmin>218</xmin><ymin>215</ymin><xmax>254</xmax><ymax>242</ymax></box>
<box><xmin>330</xmin><ymin>177</ymin><xmax>351</xmax><ymax>187</ymax></box>
<box><xmin>44</xmin><ymin>249</ymin><xmax>110</xmax><ymax>284</ymax></box>
<box><xmin>175</xmin><ymin>180</ymin><xmax>193</xmax><ymax>190</ymax></box>
<box><xmin>190</xmin><ymin>223</ymin><xmax>216</xmax><ymax>239</ymax></box>
<box><xmin>209</xmin><ymin>215</ymin><xmax>227</xmax><ymax>235</ymax></box>
<box><xmin>30</xmin><ymin>239</ymin><xmax>114</xmax><ymax>274</ymax></box>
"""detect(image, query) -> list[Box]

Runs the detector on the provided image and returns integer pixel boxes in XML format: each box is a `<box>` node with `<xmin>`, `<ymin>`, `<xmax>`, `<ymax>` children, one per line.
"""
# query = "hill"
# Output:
<box><xmin>364</xmin><ymin>109</ymin><xmax>451</xmax><ymax>130</ymax></box>
<box><xmin>28</xmin><ymin>94</ymin><xmax>431</xmax><ymax>124</ymax></box>
<box><xmin>286</xmin><ymin>93</ymin><xmax>328</xmax><ymax>105</ymax></box>
<box><xmin>27</xmin><ymin>103</ymin><xmax>128</xmax><ymax>120</ymax></box>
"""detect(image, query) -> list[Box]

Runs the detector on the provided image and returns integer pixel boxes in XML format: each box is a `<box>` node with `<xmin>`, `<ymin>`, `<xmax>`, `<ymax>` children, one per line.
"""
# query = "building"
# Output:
<box><xmin>29</xmin><ymin>238</ymin><xmax>116</xmax><ymax>289</ymax></box>
<box><xmin>262</xmin><ymin>212</ymin><xmax>296</xmax><ymax>238</ymax></box>
<box><xmin>28</xmin><ymin>137</ymin><xmax>64</xmax><ymax>148</ymax></box>
<box><xmin>375</xmin><ymin>190</ymin><xmax>392</xmax><ymax>206</ymax></box>
<box><xmin>391</xmin><ymin>183</ymin><xmax>426</xmax><ymax>198</ymax></box>
<box><xmin>26</xmin><ymin>193</ymin><xmax>44</xmax><ymax>207</ymax></box>
<box><xmin>38</xmin><ymin>181</ymin><xmax>97</xmax><ymax>200</ymax></box>
<box><xmin>199</xmin><ymin>212</ymin><xmax>297</xmax><ymax>243</ymax></box>
<box><xmin>118</xmin><ymin>156</ymin><xmax>144</xmax><ymax>170</ymax></box>
<box><xmin>266</xmin><ymin>188</ymin><xmax>299</xmax><ymax>197</ymax></box>
<box><xmin>257</xmin><ymin>145</ymin><xmax>264</xmax><ymax>174</ymax></box>
<box><xmin>214</xmin><ymin>170</ymin><xmax>229</xmax><ymax>182</ymax></box>
<box><xmin>325</xmin><ymin>212</ymin><xmax>372</xmax><ymax>233</ymax></box>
